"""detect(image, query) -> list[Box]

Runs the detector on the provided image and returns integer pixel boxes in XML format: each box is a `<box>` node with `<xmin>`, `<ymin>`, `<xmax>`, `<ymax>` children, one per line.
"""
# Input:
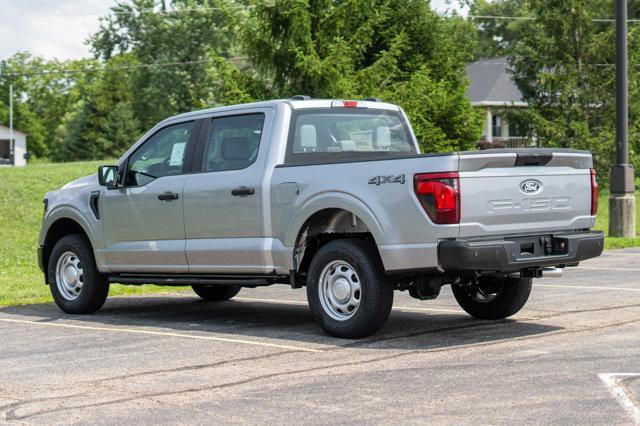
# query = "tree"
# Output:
<box><xmin>467</xmin><ymin>0</ymin><xmax>634</xmax><ymax>59</ymax></box>
<box><xmin>0</xmin><ymin>1</ymin><xmax>486</xmax><ymax>161</ymax></box>
<box><xmin>0</xmin><ymin>53</ymin><xmax>97</xmax><ymax>158</ymax></box>
<box><xmin>511</xmin><ymin>0</ymin><xmax>634</xmax><ymax>178</ymax></box>
<box><xmin>468</xmin><ymin>0</ymin><xmax>640</xmax><ymax>179</ymax></box>
<box><xmin>51</xmin><ymin>55</ymin><xmax>142</xmax><ymax>161</ymax></box>
<box><xmin>466</xmin><ymin>0</ymin><xmax>538</xmax><ymax>58</ymax></box>
<box><xmin>89</xmin><ymin>0</ymin><xmax>248</xmax><ymax>129</ymax></box>
<box><xmin>242</xmin><ymin>0</ymin><xmax>483</xmax><ymax>152</ymax></box>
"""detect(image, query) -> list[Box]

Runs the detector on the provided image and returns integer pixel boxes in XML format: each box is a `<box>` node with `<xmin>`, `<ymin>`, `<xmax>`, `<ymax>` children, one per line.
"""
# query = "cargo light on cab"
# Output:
<box><xmin>331</xmin><ymin>100</ymin><xmax>366</xmax><ymax>108</ymax></box>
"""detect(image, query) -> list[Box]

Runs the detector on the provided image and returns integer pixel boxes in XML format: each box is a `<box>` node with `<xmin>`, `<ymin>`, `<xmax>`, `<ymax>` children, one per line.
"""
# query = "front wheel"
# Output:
<box><xmin>306</xmin><ymin>239</ymin><xmax>393</xmax><ymax>338</ymax></box>
<box><xmin>48</xmin><ymin>235</ymin><xmax>109</xmax><ymax>314</ymax></box>
<box><xmin>451</xmin><ymin>276</ymin><xmax>532</xmax><ymax>320</ymax></box>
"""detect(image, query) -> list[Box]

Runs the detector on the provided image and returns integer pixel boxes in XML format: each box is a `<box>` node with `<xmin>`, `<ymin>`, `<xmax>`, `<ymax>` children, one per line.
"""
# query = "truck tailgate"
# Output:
<box><xmin>457</xmin><ymin>149</ymin><xmax>595</xmax><ymax>238</ymax></box>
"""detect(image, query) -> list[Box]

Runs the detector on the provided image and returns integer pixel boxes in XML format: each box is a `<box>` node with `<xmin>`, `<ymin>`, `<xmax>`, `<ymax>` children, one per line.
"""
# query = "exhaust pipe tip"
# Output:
<box><xmin>541</xmin><ymin>267</ymin><xmax>563</xmax><ymax>278</ymax></box>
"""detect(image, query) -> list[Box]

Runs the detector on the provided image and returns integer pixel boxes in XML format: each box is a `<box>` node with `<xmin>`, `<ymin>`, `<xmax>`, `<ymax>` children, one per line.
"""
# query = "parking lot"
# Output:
<box><xmin>1</xmin><ymin>249</ymin><xmax>639</xmax><ymax>424</ymax></box>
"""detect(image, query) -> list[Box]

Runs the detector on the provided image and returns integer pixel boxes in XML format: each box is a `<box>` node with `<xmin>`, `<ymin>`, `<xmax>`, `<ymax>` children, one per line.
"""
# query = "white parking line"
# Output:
<box><xmin>0</xmin><ymin>317</ymin><xmax>323</xmax><ymax>353</ymax></box>
<box><xmin>537</xmin><ymin>284</ymin><xmax>640</xmax><ymax>292</ymax></box>
<box><xmin>599</xmin><ymin>373</ymin><xmax>640</xmax><ymax>424</ymax></box>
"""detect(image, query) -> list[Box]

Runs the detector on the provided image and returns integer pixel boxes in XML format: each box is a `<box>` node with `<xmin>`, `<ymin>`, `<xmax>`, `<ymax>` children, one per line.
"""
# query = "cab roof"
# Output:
<box><xmin>164</xmin><ymin>98</ymin><xmax>402</xmax><ymax>124</ymax></box>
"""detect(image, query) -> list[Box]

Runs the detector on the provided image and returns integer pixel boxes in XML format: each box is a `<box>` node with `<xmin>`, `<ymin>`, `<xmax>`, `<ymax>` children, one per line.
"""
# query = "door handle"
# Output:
<box><xmin>158</xmin><ymin>192</ymin><xmax>179</xmax><ymax>201</ymax></box>
<box><xmin>231</xmin><ymin>186</ymin><xmax>255</xmax><ymax>196</ymax></box>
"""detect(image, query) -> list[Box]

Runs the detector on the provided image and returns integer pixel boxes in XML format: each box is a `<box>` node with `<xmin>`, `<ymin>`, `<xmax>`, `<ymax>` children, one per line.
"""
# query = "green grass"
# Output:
<box><xmin>0</xmin><ymin>161</ymin><xmax>178</xmax><ymax>307</ymax></box>
<box><xmin>594</xmin><ymin>190</ymin><xmax>640</xmax><ymax>249</ymax></box>
<box><xmin>1</xmin><ymin>161</ymin><xmax>639</xmax><ymax>307</ymax></box>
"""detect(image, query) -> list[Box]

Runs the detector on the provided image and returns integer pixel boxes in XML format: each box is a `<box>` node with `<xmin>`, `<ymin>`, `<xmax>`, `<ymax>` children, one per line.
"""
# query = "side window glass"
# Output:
<box><xmin>201</xmin><ymin>114</ymin><xmax>265</xmax><ymax>172</ymax></box>
<box><xmin>126</xmin><ymin>122</ymin><xmax>194</xmax><ymax>186</ymax></box>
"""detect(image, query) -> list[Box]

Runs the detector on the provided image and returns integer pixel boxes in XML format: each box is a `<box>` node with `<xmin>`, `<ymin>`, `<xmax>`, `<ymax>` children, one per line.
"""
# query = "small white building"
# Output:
<box><xmin>0</xmin><ymin>124</ymin><xmax>28</xmax><ymax>167</ymax></box>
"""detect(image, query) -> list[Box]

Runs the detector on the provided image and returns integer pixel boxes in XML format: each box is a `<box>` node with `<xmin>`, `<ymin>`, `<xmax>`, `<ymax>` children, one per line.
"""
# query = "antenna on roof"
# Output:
<box><xmin>363</xmin><ymin>97</ymin><xmax>383</xmax><ymax>102</ymax></box>
<box><xmin>290</xmin><ymin>95</ymin><xmax>311</xmax><ymax>100</ymax></box>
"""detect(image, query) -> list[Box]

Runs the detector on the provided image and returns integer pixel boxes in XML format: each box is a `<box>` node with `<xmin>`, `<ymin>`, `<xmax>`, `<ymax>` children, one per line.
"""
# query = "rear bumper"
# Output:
<box><xmin>438</xmin><ymin>230</ymin><xmax>604</xmax><ymax>272</ymax></box>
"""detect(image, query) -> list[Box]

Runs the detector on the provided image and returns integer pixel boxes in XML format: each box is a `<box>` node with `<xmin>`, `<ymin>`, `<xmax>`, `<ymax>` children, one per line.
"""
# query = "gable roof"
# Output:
<box><xmin>0</xmin><ymin>124</ymin><xmax>27</xmax><ymax>136</ymax></box>
<box><xmin>466</xmin><ymin>57</ymin><xmax>527</xmax><ymax>107</ymax></box>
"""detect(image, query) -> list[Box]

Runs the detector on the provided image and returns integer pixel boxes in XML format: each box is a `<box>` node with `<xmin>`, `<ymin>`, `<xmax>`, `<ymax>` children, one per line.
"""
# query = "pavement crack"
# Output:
<box><xmin>5</xmin><ymin>316</ymin><xmax>640</xmax><ymax>421</ymax></box>
<box><xmin>341</xmin><ymin>302</ymin><xmax>640</xmax><ymax>349</ymax></box>
<box><xmin>333</xmin><ymin>319</ymin><xmax>504</xmax><ymax>349</ymax></box>
<box><xmin>77</xmin><ymin>349</ymin><xmax>298</xmax><ymax>386</ymax></box>
<box><xmin>533</xmin><ymin>302</ymin><xmax>640</xmax><ymax>319</ymax></box>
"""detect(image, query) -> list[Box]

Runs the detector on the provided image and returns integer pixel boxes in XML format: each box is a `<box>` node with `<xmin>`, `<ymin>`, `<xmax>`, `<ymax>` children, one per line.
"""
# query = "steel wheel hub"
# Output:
<box><xmin>333</xmin><ymin>278</ymin><xmax>351</xmax><ymax>301</ymax></box>
<box><xmin>56</xmin><ymin>251</ymin><xmax>84</xmax><ymax>301</ymax></box>
<box><xmin>64</xmin><ymin>267</ymin><xmax>78</xmax><ymax>283</ymax></box>
<box><xmin>318</xmin><ymin>260</ymin><xmax>361</xmax><ymax>321</ymax></box>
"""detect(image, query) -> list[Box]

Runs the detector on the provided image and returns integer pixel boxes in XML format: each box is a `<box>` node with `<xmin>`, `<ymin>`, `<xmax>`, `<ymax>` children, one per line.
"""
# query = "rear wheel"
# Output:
<box><xmin>451</xmin><ymin>276</ymin><xmax>532</xmax><ymax>319</ymax></box>
<box><xmin>306</xmin><ymin>239</ymin><xmax>393</xmax><ymax>338</ymax></box>
<box><xmin>192</xmin><ymin>285</ymin><xmax>241</xmax><ymax>302</ymax></box>
<box><xmin>48</xmin><ymin>234</ymin><xmax>109</xmax><ymax>314</ymax></box>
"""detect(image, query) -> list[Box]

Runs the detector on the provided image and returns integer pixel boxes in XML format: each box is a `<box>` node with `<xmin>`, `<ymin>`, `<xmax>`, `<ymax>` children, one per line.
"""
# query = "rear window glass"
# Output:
<box><xmin>285</xmin><ymin>109</ymin><xmax>416</xmax><ymax>164</ymax></box>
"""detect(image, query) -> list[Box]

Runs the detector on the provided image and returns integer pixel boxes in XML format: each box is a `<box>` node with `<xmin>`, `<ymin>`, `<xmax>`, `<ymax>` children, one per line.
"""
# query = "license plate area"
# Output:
<box><xmin>511</xmin><ymin>235</ymin><xmax>569</xmax><ymax>259</ymax></box>
<box><xmin>520</xmin><ymin>242</ymin><xmax>535</xmax><ymax>255</ymax></box>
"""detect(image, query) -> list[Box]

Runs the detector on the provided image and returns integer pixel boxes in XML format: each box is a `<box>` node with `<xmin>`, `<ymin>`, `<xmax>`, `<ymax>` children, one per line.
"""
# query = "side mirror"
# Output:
<box><xmin>98</xmin><ymin>165</ymin><xmax>120</xmax><ymax>189</ymax></box>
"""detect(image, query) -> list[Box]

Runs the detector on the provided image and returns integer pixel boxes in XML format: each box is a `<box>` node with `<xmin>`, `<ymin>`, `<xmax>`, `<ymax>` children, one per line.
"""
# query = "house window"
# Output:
<box><xmin>509</xmin><ymin>117</ymin><xmax>527</xmax><ymax>137</ymax></box>
<box><xmin>492</xmin><ymin>115</ymin><xmax>502</xmax><ymax>138</ymax></box>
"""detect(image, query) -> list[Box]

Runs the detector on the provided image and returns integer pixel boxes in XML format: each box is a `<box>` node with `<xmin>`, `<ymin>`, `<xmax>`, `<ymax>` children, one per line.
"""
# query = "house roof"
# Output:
<box><xmin>0</xmin><ymin>124</ymin><xmax>27</xmax><ymax>136</ymax></box>
<box><xmin>466</xmin><ymin>57</ymin><xmax>527</xmax><ymax>107</ymax></box>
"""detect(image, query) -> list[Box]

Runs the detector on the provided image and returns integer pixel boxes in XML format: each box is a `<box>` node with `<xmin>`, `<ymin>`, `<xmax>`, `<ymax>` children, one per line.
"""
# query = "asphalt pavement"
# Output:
<box><xmin>1</xmin><ymin>248</ymin><xmax>639</xmax><ymax>424</ymax></box>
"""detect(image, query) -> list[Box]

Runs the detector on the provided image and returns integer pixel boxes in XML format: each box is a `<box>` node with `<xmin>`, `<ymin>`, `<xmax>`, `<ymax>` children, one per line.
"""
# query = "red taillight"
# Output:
<box><xmin>342</xmin><ymin>100</ymin><xmax>358</xmax><ymax>108</ymax></box>
<box><xmin>414</xmin><ymin>172</ymin><xmax>460</xmax><ymax>224</ymax></box>
<box><xmin>590</xmin><ymin>168</ymin><xmax>598</xmax><ymax>215</ymax></box>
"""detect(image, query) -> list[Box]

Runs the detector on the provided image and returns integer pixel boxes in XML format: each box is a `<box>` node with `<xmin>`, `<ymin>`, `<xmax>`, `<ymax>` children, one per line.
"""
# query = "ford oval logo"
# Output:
<box><xmin>520</xmin><ymin>179</ymin><xmax>542</xmax><ymax>194</ymax></box>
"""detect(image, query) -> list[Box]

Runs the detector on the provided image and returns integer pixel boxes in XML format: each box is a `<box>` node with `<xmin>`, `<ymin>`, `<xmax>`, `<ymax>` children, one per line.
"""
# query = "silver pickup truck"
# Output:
<box><xmin>38</xmin><ymin>98</ymin><xmax>604</xmax><ymax>337</ymax></box>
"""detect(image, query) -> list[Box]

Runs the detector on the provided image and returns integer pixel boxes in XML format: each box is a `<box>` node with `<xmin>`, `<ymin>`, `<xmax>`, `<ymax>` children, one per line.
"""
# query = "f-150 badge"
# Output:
<box><xmin>368</xmin><ymin>174</ymin><xmax>406</xmax><ymax>186</ymax></box>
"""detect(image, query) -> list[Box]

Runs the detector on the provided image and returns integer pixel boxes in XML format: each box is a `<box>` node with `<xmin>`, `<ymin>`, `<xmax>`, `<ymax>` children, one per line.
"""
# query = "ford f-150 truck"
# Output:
<box><xmin>38</xmin><ymin>98</ymin><xmax>604</xmax><ymax>338</ymax></box>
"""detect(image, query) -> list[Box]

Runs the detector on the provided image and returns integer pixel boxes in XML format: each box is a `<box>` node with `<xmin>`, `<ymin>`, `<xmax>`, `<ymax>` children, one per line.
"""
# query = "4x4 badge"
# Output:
<box><xmin>368</xmin><ymin>174</ymin><xmax>406</xmax><ymax>186</ymax></box>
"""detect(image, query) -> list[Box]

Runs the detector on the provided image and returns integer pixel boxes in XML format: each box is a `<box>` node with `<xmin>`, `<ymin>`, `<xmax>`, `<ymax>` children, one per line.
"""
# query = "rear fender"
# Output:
<box><xmin>286</xmin><ymin>192</ymin><xmax>384</xmax><ymax>248</ymax></box>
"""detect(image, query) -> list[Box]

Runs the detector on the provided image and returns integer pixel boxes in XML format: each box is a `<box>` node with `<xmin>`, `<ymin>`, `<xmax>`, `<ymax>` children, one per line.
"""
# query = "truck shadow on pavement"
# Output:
<box><xmin>0</xmin><ymin>295</ymin><xmax>562</xmax><ymax>351</ymax></box>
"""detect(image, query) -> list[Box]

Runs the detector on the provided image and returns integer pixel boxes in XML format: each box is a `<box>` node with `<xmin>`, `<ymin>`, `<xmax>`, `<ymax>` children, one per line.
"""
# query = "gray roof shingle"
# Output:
<box><xmin>466</xmin><ymin>57</ymin><xmax>526</xmax><ymax>106</ymax></box>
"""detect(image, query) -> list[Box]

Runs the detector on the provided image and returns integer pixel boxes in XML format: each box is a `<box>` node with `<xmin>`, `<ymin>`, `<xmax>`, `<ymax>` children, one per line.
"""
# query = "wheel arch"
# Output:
<box><xmin>42</xmin><ymin>215</ymin><xmax>94</xmax><ymax>283</ymax></box>
<box><xmin>285</xmin><ymin>193</ymin><xmax>385</xmax><ymax>247</ymax></box>
<box><xmin>289</xmin><ymin>202</ymin><xmax>384</xmax><ymax>284</ymax></box>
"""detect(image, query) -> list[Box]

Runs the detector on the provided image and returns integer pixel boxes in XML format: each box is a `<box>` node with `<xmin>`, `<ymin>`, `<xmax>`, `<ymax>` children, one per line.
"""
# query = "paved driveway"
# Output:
<box><xmin>1</xmin><ymin>249</ymin><xmax>639</xmax><ymax>424</ymax></box>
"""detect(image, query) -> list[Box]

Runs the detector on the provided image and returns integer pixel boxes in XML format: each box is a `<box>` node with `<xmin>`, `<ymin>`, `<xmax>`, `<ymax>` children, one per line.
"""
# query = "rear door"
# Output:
<box><xmin>458</xmin><ymin>150</ymin><xmax>595</xmax><ymax>238</ymax></box>
<box><xmin>183</xmin><ymin>108</ymin><xmax>273</xmax><ymax>273</ymax></box>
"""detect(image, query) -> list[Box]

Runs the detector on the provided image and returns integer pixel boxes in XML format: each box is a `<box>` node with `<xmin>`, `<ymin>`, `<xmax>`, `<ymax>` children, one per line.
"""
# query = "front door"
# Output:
<box><xmin>102</xmin><ymin>121</ymin><xmax>198</xmax><ymax>273</ymax></box>
<box><xmin>183</xmin><ymin>111</ymin><xmax>271</xmax><ymax>273</ymax></box>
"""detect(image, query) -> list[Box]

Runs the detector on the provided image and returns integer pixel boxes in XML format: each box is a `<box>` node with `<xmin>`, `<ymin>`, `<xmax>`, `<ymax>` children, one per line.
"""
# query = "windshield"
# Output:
<box><xmin>286</xmin><ymin>109</ymin><xmax>417</xmax><ymax>164</ymax></box>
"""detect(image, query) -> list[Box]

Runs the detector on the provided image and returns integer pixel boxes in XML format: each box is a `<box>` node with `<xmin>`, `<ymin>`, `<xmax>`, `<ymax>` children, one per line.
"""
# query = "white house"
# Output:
<box><xmin>467</xmin><ymin>57</ymin><xmax>533</xmax><ymax>148</ymax></box>
<box><xmin>0</xmin><ymin>124</ymin><xmax>28</xmax><ymax>167</ymax></box>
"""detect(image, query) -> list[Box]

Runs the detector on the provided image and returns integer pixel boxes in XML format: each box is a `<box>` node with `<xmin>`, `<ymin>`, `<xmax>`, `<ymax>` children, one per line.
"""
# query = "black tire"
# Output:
<box><xmin>48</xmin><ymin>234</ymin><xmax>109</xmax><ymax>314</ymax></box>
<box><xmin>192</xmin><ymin>285</ymin><xmax>241</xmax><ymax>301</ymax></box>
<box><xmin>306</xmin><ymin>239</ymin><xmax>393</xmax><ymax>338</ymax></box>
<box><xmin>451</xmin><ymin>276</ymin><xmax>532</xmax><ymax>320</ymax></box>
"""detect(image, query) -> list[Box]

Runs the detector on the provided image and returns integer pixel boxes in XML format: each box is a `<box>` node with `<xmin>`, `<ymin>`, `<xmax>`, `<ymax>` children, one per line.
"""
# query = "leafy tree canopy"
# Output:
<box><xmin>469</xmin><ymin>0</ymin><xmax>640</xmax><ymax>179</ymax></box>
<box><xmin>243</xmin><ymin>0</ymin><xmax>482</xmax><ymax>151</ymax></box>
<box><xmin>1</xmin><ymin>0</ymin><xmax>483</xmax><ymax>160</ymax></box>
